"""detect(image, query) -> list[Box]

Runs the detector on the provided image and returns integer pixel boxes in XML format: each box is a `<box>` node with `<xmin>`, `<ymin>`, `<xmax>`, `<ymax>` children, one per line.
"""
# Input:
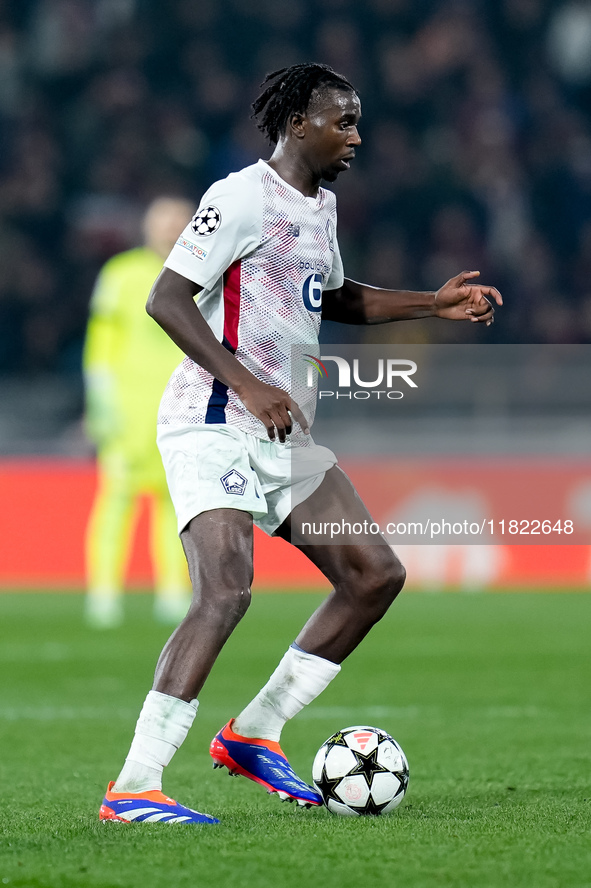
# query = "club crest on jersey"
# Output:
<box><xmin>192</xmin><ymin>206</ymin><xmax>222</xmax><ymax>237</ymax></box>
<box><xmin>287</xmin><ymin>222</ymin><xmax>300</xmax><ymax>237</ymax></box>
<box><xmin>220</xmin><ymin>469</ymin><xmax>247</xmax><ymax>496</ymax></box>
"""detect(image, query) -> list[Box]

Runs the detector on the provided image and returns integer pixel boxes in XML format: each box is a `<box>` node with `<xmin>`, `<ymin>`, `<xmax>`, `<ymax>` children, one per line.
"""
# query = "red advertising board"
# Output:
<box><xmin>0</xmin><ymin>459</ymin><xmax>589</xmax><ymax>590</ymax></box>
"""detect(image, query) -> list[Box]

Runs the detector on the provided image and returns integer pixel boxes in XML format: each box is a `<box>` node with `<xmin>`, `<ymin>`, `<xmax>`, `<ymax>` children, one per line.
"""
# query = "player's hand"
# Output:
<box><xmin>235</xmin><ymin>380</ymin><xmax>309</xmax><ymax>442</ymax></box>
<box><xmin>434</xmin><ymin>271</ymin><xmax>503</xmax><ymax>325</ymax></box>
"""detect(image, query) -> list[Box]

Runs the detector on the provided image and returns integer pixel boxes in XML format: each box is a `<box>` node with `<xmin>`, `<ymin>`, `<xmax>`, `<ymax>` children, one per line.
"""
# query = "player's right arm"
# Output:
<box><xmin>146</xmin><ymin>267</ymin><xmax>308</xmax><ymax>442</ymax></box>
<box><xmin>147</xmin><ymin>177</ymin><xmax>308</xmax><ymax>441</ymax></box>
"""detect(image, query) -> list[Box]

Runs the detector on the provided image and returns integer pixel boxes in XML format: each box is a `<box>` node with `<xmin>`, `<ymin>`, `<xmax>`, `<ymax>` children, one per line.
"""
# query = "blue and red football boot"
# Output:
<box><xmin>99</xmin><ymin>782</ymin><xmax>220</xmax><ymax>825</ymax></box>
<box><xmin>209</xmin><ymin>719</ymin><xmax>322</xmax><ymax>808</ymax></box>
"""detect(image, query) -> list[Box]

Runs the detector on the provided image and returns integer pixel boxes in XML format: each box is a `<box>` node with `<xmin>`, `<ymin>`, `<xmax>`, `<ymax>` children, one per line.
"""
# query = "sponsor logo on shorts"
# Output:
<box><xmin>176</xmin><ymin>236</ymin><xmax>208</xmax><ymax>261</ymax></box>
<box><xmin>220</xmin><ymin>469</ymin><xmax>248</xmax><ymax>496</ymax></box>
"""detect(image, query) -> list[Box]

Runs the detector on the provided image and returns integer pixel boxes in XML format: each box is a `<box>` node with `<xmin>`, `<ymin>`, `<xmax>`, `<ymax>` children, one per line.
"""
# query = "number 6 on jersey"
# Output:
<box><xmin>303</xmin><ymin>272</ymin><xmax>323</xmax><ymax>312</ymax></box>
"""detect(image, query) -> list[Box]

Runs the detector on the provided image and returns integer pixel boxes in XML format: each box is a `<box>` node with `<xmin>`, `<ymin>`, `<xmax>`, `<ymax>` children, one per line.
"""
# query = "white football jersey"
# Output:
<box><xmin>158</xmin><ymin>159</ymin><xmax>344</xmax><ymax>441</ymax></box>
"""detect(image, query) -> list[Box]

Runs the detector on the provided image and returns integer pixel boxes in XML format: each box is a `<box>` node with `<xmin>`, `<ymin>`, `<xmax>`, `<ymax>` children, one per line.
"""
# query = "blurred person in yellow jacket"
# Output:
<box><xmin>83</xmin><ymin>197</ymin><xmax>194</xmax><ymax>627</ymax></box>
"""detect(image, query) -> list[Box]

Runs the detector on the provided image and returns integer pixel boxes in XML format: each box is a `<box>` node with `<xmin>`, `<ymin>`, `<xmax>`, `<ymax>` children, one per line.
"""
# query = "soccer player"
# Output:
<box><xmin>99</xmin><ymin>64</ymin><xmax>501</xmax><ymax>824</ymax></box>
<box><xmin>84</xmin><ymin>198</ymin><xmax>193</xmax><ymax>628</ymax></box>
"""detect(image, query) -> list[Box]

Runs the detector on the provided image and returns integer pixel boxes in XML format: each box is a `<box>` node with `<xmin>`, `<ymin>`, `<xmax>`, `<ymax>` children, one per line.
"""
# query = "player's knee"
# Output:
<box><xmin>389</xmin><ymin>557</ymin><xmax>406</xmax><ymax>599</ymax></box>
<box><xmin>216</xmin><ymin>582</ymin><xmax>252</xmax><ymax>623</ymax></box>
<box><xmin>187</xmin><ymin>580</ymin><xmax>252</xmax><ymax>628</ymax></box>
<box><xmin>356</xmin><ymin>550</ymin><xmax>405</xmax><ymax>614</ymax></box>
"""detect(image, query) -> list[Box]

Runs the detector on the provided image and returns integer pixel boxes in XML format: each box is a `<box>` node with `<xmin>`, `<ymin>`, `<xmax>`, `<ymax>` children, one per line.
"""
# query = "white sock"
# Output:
<box><xmin>113</xmin><ymin>691</ymin><xmax>198</xmax><ymax>793</ymax></box>
<box><xmin>233</xmin><ymin>645</ymin><xmax>341</xmax><ymax>742</ymax></box>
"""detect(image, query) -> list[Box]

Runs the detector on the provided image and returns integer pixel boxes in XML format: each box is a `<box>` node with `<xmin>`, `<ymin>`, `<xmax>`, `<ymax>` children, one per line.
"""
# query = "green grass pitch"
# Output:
<box><xmin>1</xmin><ymin>590</ymin><xmax>590</xmax><ymax>888</ymax></box>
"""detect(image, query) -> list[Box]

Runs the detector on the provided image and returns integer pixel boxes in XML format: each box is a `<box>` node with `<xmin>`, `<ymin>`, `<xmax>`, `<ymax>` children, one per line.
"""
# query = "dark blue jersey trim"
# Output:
<box><xmin>204</xmin><ymin>335</ymin><xmax>235</xmax><ymax>424</ymax></box>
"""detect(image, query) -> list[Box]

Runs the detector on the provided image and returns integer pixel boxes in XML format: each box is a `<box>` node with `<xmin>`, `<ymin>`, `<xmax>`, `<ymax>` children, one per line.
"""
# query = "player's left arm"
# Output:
<box><xmin>322</xmin><ymin>270</ymin><xmax>502</xmax><ymax>326</ymax></box>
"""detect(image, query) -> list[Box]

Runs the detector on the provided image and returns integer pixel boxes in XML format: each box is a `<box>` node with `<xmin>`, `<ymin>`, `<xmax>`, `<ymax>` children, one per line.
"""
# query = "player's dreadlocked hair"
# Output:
<box><xmin>252</xmin><ymin>63</ymin><xmax>357</xmax><ymax>144</ymax></box>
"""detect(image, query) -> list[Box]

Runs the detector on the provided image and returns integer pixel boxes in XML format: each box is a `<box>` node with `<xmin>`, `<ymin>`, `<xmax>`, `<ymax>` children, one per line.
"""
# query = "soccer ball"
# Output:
<box><xmin>312</xmin><ymin>725</ymin><xmax>409</xmax><ymax>816</ymax></box>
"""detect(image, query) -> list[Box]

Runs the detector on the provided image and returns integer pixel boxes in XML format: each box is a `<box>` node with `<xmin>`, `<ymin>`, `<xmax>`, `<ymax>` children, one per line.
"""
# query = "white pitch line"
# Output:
<box><xmin>0</xmin><ymin>703</ymin><xmax>545</xmax><ymax>722</ymax></box>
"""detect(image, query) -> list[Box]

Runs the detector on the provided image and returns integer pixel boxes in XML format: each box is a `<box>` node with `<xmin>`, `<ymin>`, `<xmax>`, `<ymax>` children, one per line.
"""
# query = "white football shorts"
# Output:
<box><xmin>157</xmin><ymin>423</ymin><xmax>338</xmax><ymax>536</ymax></box>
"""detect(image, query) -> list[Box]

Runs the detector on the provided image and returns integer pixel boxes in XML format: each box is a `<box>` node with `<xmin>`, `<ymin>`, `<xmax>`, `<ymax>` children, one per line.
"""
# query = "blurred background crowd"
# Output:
<box><xmin>1</xmin><ymin>0</ymin><xmax>591</xmax><ymax>451</ymax></box>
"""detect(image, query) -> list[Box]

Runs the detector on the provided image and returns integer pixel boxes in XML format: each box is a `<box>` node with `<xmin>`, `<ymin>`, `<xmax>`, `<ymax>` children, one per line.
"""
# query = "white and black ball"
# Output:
<box><xmin>312</xmin><ymin>725</ymin><xmax>409</xmax><ymax>816</ymax></box>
